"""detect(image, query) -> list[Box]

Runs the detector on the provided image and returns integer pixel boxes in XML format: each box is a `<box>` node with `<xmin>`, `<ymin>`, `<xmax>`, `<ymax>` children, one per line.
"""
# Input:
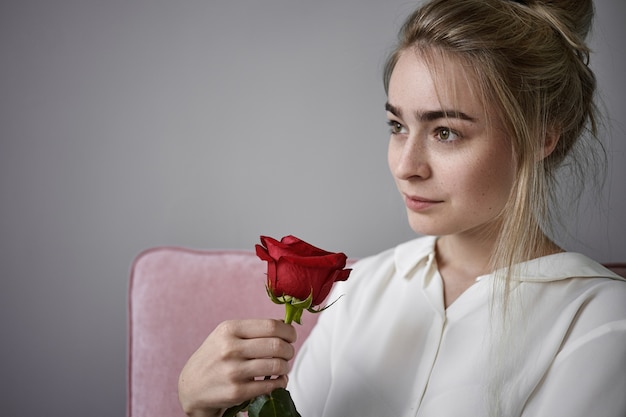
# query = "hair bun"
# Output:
<box><xmin>527</xmin><ymin>0</ymin><xmax>594</xmax><ymax>40</ymax></box>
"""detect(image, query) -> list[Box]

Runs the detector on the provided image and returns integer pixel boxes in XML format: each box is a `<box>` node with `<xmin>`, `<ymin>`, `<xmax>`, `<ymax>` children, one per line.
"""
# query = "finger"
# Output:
<box><xmin>215</xmin><ymin>374</ymin><xmax>289</xmax><ymax>408</ymax></box>
<box><xmin>222</xmin><ymin>319</ymin><xmax>297</xmax><ymax>343</ymax></box>
<box><xmin>235</xmin><ymin>337</ymin><xmax>296</xmax><ymax>361</ymax></box>
<box><xmin>224</xmin><ymin>375</ymin><xmax>287</xmax><ymax>405</ymax></box>
<box><xmin>239</xmin><ymin>357</ymin><xmax>292</xmax><ymax>380</ymax></box>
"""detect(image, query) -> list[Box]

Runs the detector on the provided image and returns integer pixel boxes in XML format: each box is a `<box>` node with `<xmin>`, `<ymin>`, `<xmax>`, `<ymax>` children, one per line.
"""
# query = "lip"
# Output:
<box><xmin>403</xmin><ymin>194</ymin><xmax>443</xmax><ymax>211</ymax></box>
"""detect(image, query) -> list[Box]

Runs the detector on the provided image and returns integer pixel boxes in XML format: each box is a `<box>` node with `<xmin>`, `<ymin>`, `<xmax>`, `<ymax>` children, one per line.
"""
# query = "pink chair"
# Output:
<box><xmin>127</xmin><ymin>248</ymin><xmax>326</xmax><ymax>417</ymax></box>
<box><xmin>127</xmin><ymin>247</ymin><xmax>626</xmax><ymax>417</ymax></box>
<box><xmin>604</xmin><ymin>263</ymin><xmax>626</xmax><ymax>279</ymax></box>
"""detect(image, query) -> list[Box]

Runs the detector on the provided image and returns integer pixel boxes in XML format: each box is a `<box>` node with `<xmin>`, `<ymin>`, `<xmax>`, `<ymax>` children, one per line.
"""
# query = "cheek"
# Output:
<box><xmin>457</xmin><ymin>154</ymin><xmax>515</xmax><ymax>208</ymax></box>
<box><xmin>477</xmin><ymin>156</ymin><xmax>516</xmax><ymax>205</ymax></box>
<box><xmin>387</xmin><ymin>140</ymin><xmax>398</xmax><ymax>174</ymax></box>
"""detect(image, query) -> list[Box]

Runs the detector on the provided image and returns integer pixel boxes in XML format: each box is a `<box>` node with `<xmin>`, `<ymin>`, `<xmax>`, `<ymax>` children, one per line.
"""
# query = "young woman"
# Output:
<box><xmin>178</xmin><ymin>0</ymin><xmax>626</xmax><ymax>416</ymax></box>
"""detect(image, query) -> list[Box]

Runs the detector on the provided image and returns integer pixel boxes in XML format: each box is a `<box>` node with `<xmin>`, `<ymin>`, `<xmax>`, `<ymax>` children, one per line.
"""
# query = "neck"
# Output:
<box><xmin>434</xmin><ymin>226</ymin><xmax>562</xmax><ymax>308</ymax></box>
<box><xmin>435</xmin><ymin>233</ymin><xmax>496</xmax><ymax>279</ymax></box>
<box><xmin>435</xmin><ymin>228</ymin><xmax>562</xmax><ymax>278</ymax></box>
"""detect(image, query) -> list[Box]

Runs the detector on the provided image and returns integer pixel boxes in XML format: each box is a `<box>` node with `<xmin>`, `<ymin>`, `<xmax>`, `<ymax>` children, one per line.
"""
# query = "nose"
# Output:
<box><xmin>388</xmin><ymin>134</ymin><xmax>431</xmax><ymax>181</ymax></box>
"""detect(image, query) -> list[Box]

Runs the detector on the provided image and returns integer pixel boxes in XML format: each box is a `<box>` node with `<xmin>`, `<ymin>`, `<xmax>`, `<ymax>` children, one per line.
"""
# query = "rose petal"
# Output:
<box><xmin>255</xmin><ymin>235</ymin><xmax>352</xmax><ymax>307</ymax></box>
<box><xmin>280</xmin><ymin>235</ymin><xmax>332</xmax><ymax>257</ymax></box>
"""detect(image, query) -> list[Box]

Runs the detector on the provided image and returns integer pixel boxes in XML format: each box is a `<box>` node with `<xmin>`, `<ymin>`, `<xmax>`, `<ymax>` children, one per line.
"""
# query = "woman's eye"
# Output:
<box><xmin>434</xmin><ymin>127</ymin><xmax>460</xmax><ymax>142</ymax></box>
<box><xmin>387</xmin><ymin>121</ymin><xmax>406</xmax><ymax>135</ymax></box>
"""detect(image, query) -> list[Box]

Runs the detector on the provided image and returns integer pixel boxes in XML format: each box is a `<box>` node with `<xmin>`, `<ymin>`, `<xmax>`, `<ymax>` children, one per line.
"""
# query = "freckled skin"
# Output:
<box><xmin>387</xmin><ymin>51</ymin><xmax>516</xmax><ymax>240</ymax></box>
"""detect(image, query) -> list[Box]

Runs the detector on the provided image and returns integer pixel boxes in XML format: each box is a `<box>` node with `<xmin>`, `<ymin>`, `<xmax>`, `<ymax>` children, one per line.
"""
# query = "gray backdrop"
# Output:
<box><xmin>1</xmin><ymin>1</ymin><xmax>624</xmax><ymax>416</ymax></box>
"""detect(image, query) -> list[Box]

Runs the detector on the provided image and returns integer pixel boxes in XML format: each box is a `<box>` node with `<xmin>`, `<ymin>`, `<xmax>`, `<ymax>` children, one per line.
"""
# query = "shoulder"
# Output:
<box><xmin>536</xmin><ymin>257</ymin><xmax>626</xmax><ymax>345</ymax></box>
<box><xmin>522</xmin><ymin>252</ymin><xmax>626</xmax><ymax>318</ymax></box>
<box><xmin>575</xmin><ymin>276</ymin><xmax>626</xmax><ymax>323</ymax></box>
<box><xmin>551</xmin><ymin>254</ymin><xmax>626</xmax><ymax>315</ymax></box>
<box><xmin>553</xmin><ymin>277</ymin><xmax>626</xmax><ymax>369</ymax></box>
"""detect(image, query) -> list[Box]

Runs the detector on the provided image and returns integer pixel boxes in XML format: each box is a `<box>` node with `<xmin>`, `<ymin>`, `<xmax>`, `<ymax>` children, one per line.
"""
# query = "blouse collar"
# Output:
<box><xmin>393</xmin><ymin>235</ymin><xmax>624</xmax><ymax>283</ymax></box>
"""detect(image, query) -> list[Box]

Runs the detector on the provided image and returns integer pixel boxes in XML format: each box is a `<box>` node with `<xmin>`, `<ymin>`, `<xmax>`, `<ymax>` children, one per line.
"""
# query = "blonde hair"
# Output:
<box><xmin>384</xmin><ymin>1</ymin><xmax>603</xmax><ymax>414</ymax></box>
<box><xmin>384</xmin><ymin>0</ymin><xmax>602</xmax><ymax>296</ymax></box>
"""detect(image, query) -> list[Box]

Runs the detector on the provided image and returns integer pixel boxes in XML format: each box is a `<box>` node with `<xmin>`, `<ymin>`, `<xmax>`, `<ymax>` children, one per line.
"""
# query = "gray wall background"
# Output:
<box><xmin>1</xmin><ymin>1</ymin><xmax>624</xmax><ymax>416</ymax></box>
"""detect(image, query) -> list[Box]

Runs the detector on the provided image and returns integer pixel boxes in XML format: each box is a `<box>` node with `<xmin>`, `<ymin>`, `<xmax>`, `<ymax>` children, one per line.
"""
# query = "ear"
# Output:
<box><xmin>537</xmin><ymin>127</ymin><xmax>560</xmax><ymax>161</ymax></box>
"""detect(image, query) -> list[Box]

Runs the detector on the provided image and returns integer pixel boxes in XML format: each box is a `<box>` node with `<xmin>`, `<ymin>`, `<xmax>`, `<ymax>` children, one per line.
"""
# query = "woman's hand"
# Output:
<box><xmin>178</xmin><ymin>319</ymin><xmax>297</xmax><ymax>417</ymax></box>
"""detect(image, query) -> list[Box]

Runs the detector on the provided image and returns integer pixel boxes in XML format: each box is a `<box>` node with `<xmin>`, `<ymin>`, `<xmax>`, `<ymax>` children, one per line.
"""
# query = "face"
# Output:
<box><xmin>386</xmin><ymin>50</ymin><xmax>516</xmax><ymax>239</ymax></box>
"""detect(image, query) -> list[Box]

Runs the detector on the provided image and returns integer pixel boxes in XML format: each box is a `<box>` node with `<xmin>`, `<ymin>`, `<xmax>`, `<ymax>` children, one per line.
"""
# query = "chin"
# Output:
<box><xmin>406</xmin><ymin>212</ymin><xmax>467</xmax><ymax>238</ymax></box>
<box><xmin>407</xmin><ymin>217</ymin><xmax>443</xmax><ymax>237</ymax></box>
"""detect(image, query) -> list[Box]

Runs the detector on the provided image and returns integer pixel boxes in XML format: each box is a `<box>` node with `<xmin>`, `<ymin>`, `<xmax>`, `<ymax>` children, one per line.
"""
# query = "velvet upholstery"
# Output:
<box><xmin>127</xmin><ymin>247</ymin><xmax>625</xmax><ymax>417</ymax></box>
<box><xmin>605</xmin><ymin>263</ymin><xmax>626</xmax><ymax>279</ymax></box>
<box><xmin>127</xmin><ymin>248</ymin><xmax>324</xmax><ymax>417</ymax></box>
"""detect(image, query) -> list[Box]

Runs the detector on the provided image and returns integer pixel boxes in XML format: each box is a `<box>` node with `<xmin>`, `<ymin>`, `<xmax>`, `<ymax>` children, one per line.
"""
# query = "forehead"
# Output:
<box><xmin>388</xmin><ymin>48</ymin><xmax>487</xmax><ymax>116</ymax></box>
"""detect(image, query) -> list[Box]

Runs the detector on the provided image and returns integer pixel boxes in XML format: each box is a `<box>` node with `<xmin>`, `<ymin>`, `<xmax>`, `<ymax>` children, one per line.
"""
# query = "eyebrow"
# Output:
<box><xmin>385</xmin><ymin>102</ymin><xmax>477</xmax><ymax>123</ymax></box>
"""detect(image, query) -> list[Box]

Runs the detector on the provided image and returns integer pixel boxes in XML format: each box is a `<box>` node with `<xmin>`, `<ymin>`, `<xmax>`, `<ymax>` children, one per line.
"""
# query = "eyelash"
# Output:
<box><xmin>387</xmin><ymin>120</ymin><xmax>406</xmax><ymax>135</ymax></box>
<box><xmin>386</xmin><ymin>120</ymin><xmax>462</xmax><ymax>143</ymax></box>
<box><xmin>433</xmin><ymin>126</ymin><xmax>462</xmax><ymax>142</ymax></box>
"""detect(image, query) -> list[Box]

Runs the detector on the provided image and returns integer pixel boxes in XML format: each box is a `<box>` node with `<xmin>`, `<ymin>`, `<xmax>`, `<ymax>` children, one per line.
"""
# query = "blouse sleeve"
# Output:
<box><xmin>522</xmin><ymin>319</ymin><xmax>626</xmax><ymax>417</ymax></box>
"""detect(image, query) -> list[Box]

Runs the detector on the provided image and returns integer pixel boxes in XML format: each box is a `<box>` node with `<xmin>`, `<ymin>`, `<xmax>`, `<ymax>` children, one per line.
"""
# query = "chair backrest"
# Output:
<box><xmin>605</xmin><ymin>263</ymin><xmax>626</xmax><ymax>279</ymax></box>
<box><xmin>127</xmin><ymin>248</ymin><xmax>323</xmax><ymax>417</ymax></box>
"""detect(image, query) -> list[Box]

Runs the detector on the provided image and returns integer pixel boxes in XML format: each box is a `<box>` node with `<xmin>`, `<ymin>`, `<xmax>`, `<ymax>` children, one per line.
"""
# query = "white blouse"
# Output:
<box><xmin>288</xmin><ymin>236</ymin><xmax>626</xmax><ymax>417</ymax></box>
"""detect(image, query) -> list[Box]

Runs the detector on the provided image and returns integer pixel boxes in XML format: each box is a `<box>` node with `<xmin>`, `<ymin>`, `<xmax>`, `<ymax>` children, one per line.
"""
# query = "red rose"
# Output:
<box><xmin>222</xmin><ymin>235</ymin><xmax>350</xmax><ymax>416</ymax></box>
<box><xmin>255</xmin><ymin>235</ymin><xmax>351</xmax><ymax>307</ymax></box>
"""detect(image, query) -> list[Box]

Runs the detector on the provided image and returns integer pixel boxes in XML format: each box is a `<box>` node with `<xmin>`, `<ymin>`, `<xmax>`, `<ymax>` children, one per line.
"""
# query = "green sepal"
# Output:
<box><xmin>307</xmin><ymin>295</ymin><xmax>344</xmax><ymax>315</ymax></box>
<box><xmin>247</xmin><ymin>388</ymin><xmax>302</xmax><ymax>417</ymax></box>
<box><xmin>223</xmin><ymin>399</ymin><xmax>250</xmax><ymax>417</ymax></box>
<box><xmin>283</xmin><ymin>292</ymin><xmax>313</xmax><ymax>324</ymax></box>
<box><xmin>290</xmin><ymin>291</ymin><xmax>313</xmax><ymax>310</ymax></box>
<box><xmin>265</xmin><ymin>286</ymin><xmax>314</xmax><ymax>325</ymax></box>
<box><xmin>292</xmin><ymin>306</ymin><xmax>304</xmax><ymax>325</ymax></box>
<box><xmin>266</xmin><ymin>285</ymin><xmax>284</xmax><ymax>305</ymax></box>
